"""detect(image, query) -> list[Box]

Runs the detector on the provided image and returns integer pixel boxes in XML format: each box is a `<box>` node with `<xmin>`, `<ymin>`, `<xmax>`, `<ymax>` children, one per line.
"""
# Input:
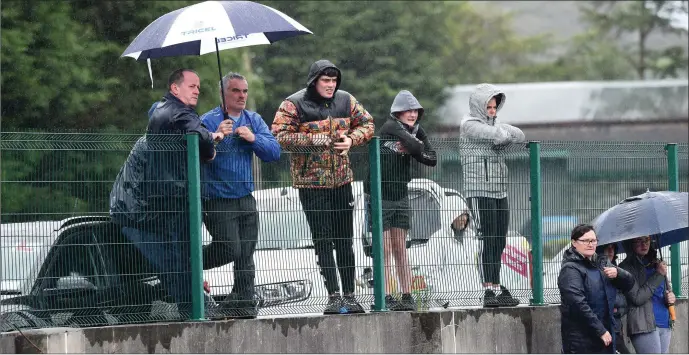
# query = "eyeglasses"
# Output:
<box><xmin>576</xmin><ymin>239</ymin><xmax>598</xmax><ymax>245</ymax></box>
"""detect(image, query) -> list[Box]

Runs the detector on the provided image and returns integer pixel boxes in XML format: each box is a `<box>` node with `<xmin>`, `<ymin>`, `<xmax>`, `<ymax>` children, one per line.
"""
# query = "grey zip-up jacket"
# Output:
<box><xmin>618</xmin><ymin>251</ymin><xmax>667</xmax><ymax>336</ymax></box>
<box><xmin>459</xmin><ymin>83</ymin><xmax>525</xmax><ymax>199</ymax></box>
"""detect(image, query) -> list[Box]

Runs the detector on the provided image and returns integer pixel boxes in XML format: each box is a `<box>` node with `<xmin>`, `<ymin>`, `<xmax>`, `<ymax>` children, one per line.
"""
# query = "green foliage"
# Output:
<box><xmin>5</xmin><ymin>0</ymin><xmax>682</xmax><ymax>222</ymax></box>
<box><xmin>576</xmin><ymin>0</ymin><xmax>689</xmax><ymax>79</ymax></box>
<box><xmin>1</xmin><ymin>1</ymin><xmax>117</xmax><ymax>130</ymax></box>
<box><xmin>440</xmin><ymin>2</ymin><xmax>555</xmax><ymax>84</ymax></box>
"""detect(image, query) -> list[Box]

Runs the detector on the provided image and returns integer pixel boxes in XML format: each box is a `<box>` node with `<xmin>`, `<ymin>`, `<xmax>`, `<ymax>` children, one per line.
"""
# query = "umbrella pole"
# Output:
<box><xmin>215</xmin><ymin>38</ymin><xmax>229</xmax><ymax>120</ymax></box>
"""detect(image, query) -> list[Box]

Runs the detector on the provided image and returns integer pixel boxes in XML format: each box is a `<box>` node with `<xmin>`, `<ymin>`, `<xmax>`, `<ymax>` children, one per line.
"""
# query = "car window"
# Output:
<box><xmin>38</xmin><ymin>234</ymin><xmax>100</xmax><ymax>290</ymax></box>
<box><xmin>256</xmin><ymin>198</ymin><xmax>313</xmax><ymax>250</ymax></box>
<box><xmin>408</xmin><ymin>189</ymin><xmax>442</xmax><ymax>244</ymax></box>
<box><xmin>363</xmin><ymin>188</ymin><xmax>442</xmax><ymax>247</ymax></box>
<box><xmin>91</xmin><ymin>223</ymin><xmax>156</xmax><ymax>282</ymax></box>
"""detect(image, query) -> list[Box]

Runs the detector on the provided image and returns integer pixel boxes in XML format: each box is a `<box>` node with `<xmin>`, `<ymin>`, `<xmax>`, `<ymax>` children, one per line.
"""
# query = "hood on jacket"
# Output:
<box><xmin>390</xmin><ymin>90</ymin><xmax>424</xmax><ymax>121</ymax></box>
<box><xmin>306</xmin><ymin>59</ymin><xmax>341</xmax><ymax>98</ymax></box>
<box><xmin>442</xmin><ymin>194</ymin><xmax>475</xmax><ymax>241</ymax></box>
<box><xmin>468</xmin><ymin>83</ymin><xmax>506</xmax><ymax>121</ymax></box>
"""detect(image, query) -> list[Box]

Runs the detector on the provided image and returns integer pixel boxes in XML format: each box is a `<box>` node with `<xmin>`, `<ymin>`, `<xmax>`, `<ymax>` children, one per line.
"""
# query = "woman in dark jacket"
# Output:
<box><xmin>558</xmin><ymin>224</ymin><xmax>635</xmax><ymax>354</ymax></box>
<box><xmin>597</xmin><ymin>243</ymin><xmax>633</xmax><ymax>354</ymax></box>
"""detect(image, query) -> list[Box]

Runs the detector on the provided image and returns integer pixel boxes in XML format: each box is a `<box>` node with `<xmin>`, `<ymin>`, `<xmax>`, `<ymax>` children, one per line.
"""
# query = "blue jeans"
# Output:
<box><xmin>630</xmin><ymin>327</ymin><xmax>672</xmax><ymax>354</ymax></box>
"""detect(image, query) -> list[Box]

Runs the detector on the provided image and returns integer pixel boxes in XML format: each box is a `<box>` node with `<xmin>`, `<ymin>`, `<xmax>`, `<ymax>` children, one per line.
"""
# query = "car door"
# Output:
<box><xmin>90</xmin><ymin>221</ymin><xmax>171</xmax><ymax>323</ymax></box>
<box><xmin>31</xmin><ymin>226</ymin><xmax>114</xmax><ymax>327</ymax></box>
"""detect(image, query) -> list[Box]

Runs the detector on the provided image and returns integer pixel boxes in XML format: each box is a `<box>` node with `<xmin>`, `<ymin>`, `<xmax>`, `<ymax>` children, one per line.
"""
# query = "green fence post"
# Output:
<box><xmin>368</xmin><ymin>137</ymin><xmax>387</xmax><ymax>311</ymax></box>
<box><xmin>186</xmin><ymin>133</ymin><xmax>206</xmax><ymax>320</ymax></box>
<box><xmin>665</xmin><ymin>143</ymin><xmax>683</xmax><ymax>298</ymax></box>
<box><xmin>529</xmin><ymin>141</ymin><xmax>545</xmax><ymax>306</ymax></box>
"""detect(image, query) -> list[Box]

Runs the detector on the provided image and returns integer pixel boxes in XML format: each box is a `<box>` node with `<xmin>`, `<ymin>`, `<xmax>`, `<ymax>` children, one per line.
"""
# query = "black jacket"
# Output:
<box><xmin>558</xmin><ymin>248</ymin><xmax>635</xmax><ymax>354</ymax></box>
<box><xmin>365</xmin><ymin>90</ymin><xmax>436</xmax><ymax>200</ymax></box>
<box><xmin>110</xmin><ymin>92</ymin><xmax>215</xmax><ymax>230</ymax></box>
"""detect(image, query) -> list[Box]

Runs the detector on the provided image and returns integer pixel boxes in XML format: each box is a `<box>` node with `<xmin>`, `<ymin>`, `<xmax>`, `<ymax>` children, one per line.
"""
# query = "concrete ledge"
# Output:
<box><xmin>2</xmin><ymin>300</ymin><xmax>687</xmax><ymax>353</ymax></box>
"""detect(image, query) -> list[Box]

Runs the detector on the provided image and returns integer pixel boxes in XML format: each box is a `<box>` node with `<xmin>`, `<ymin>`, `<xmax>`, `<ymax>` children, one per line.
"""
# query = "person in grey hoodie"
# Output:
<box><xmin>365</xmin><ymin>90</ymin><xmax>437</xmax><ymax>311</ymax></box>
<box><xmin>460</xmin><ymin>83</ymin><xmax>525</xmax><ymax>307</ymax></box>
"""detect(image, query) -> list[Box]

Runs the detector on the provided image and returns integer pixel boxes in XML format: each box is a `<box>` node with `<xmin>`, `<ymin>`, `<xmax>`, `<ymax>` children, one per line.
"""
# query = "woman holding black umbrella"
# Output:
<box><xmin>619</xmin><ymin>236</ymin><xmax>676</xmax><ymax>354</ymax></box>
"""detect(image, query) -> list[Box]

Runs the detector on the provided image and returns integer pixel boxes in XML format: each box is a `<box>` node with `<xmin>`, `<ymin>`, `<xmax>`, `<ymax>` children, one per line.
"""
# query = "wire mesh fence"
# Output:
<box><xmin>1</xmin><ymin>132</ymin><xmax>687</xmax><ymax>332</ymax></box>
<box><xmin>679</xmin><ymin>143</ymin><xmax>689</xmax><ymax>298</ymax></box>
<box><xmin>537</xmin><ymin>142</ymin><xmax>675</xmax><ymax>303</ymax></box>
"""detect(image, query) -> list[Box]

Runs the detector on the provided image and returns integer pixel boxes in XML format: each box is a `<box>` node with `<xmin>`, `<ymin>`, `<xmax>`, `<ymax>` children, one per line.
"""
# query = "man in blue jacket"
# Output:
<box><xmin>200</xmin><ymin>72</ymin><xmax>281</xmax><ymax>318</ymax></box>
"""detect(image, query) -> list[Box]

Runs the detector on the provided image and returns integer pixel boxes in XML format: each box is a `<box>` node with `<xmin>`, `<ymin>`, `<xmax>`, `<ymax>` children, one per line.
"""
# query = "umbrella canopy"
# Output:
<box><xmin>592</xmin><ymin>190</ymin><xmax>689</xmax><ymax>248</ymax></box>
<box><xmin>120</xmin><ymin>0</ymin><xmax>312</xmax><ymax>114</ymax></box>
<box><xmin>122</xmin><ymin>1</ymin><xmax>312</xmax><ymax>60</ymax></box>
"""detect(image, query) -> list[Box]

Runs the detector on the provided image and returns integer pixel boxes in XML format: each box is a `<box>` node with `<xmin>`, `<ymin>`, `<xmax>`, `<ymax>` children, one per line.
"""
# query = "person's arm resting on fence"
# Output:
<box><xmin>174</xmin><ymin>107</ymin><xmax>215</xmax><ymax>161</ymax></box>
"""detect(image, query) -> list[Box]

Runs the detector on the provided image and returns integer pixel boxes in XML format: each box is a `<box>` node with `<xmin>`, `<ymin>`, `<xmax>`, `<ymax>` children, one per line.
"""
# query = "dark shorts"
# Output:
<box><xmin>367</xmin><ymin>195</ymin><xmax>410</xmax><ymax>231</ymax></box>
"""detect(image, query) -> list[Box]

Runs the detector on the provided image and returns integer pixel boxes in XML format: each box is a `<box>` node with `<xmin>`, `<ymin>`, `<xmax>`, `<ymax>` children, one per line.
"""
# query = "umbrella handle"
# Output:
<box><xmin>215</xmin><ymin>38</ymin><xmax>229</xmax><ymax>121</ymax></box>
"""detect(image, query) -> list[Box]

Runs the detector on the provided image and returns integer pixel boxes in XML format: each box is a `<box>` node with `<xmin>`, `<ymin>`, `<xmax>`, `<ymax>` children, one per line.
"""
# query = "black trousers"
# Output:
<box><xmin>299</xmin><ymin>183</ymin><xmax>356</xmax><ymax>295</ymax></box>
<box><xmin>202</xmin><ymin>194</ymin><xmax>258</xmax><ymax>301</ymax></box>
<box><xmin>467</xmin><ymin>197</ymin><xmax>510</xmax><ymax>285</ymax></box>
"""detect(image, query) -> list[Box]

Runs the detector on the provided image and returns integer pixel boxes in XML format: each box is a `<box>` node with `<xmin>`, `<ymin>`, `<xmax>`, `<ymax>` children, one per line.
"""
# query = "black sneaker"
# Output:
<box><xmin>385</xmin><ymin>295</ymin><xmax>400</xmax><ymax>310</ymax></box>
<box><xmin>324</xmin><ymin>293</ymin><xmax>342</xmax><ymax>315</ymax></box>
<box><xmin>341</xmin><ymin>294</ymin><xmax>365</xmax><ymax>314</ymax></box>
<box><xmin>390</xmin><ymin>293</ymin><xmax>416</xmax><ymax>312</ymax></box>
<box><xmin>496</xmin><ymin>286</ymin><xmax>520</xmax><ymax>307</ymax></box>
<box><xmin>483</xmin><ymin>289</ymin><xmax>501</xmax><ymax>308</ymax></box>
<box><xmin>219</xmin><ymin>293</ymin><xmax>258</xmax><ymax>319</ymax></box>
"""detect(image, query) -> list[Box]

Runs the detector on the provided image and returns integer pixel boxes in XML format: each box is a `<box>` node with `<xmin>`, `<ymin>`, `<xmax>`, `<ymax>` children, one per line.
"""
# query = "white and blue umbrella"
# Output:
<box><xmin>122</xmin><ymin>1</ymin><xmax>311</xmax><ymax>60</ymax></box>
<box><xmin>121</xmin><ymin>0</ymin><xmax>312</xmax><ymax>111</ymax></box>
<box><xmin>593</xmin><ymin>190</ymin><xmax>689</xmax><ymax>248</ymax></box>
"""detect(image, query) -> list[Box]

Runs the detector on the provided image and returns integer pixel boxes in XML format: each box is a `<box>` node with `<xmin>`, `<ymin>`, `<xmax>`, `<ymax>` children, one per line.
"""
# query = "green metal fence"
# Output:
<box><xmin>1</xmin><ymin>132</ymin><xmax>687</xmax><ymax>332</ymax></box>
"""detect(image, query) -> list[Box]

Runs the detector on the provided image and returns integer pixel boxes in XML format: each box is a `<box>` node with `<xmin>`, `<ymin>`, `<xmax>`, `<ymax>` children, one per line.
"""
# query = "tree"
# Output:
<box><xmin>578</xmin><ymin>0</ymin><xmax>689</xmax><ymax>79</ymax></box>
<box><xmin>439</xmin><ymin>2</ymin><xmax>556</xmax><ymax>84</ymax></box>
<box><xmin>1</xmin><ymin>1</ymin><xmax>117</xmax><ymax>131</ymax></box>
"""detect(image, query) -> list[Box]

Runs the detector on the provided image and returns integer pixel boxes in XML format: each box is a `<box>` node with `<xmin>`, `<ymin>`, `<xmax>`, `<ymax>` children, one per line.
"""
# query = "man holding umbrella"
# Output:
<box><xmin>200</xmin><ymin>72</ymin><xmax>281</xmax><ymax>318</ymax></box>
<box><xmin>272</xmin><ymin>59</ymin><xmax>375</xmax><ymax>314</ymax></box>
<box><xmin>110</xmin><ymin>68</ymin><xmax>228</xmax><ymax>318</ymax></box>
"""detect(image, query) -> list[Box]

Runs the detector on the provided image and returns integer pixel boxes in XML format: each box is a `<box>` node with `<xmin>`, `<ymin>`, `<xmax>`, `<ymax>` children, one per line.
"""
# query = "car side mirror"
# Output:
<box><xmin>55</xmin><ymin>272</ymin><xmax>97</xmax><ymax>291</ymax></box>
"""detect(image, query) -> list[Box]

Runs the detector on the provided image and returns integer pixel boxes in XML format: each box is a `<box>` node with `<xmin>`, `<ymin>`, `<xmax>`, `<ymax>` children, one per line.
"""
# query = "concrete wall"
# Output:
<box><xmin>2</xmin><ymin>300</ymin><xmax>687</xmax><ymax>354</ymax></box>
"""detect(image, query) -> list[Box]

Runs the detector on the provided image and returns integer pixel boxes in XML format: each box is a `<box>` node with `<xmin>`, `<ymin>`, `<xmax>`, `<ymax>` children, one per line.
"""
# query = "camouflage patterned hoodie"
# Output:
<box><xmin>272</xmin><ymin>60</ymin><xmax>375</xmax><ymax>188</ymax></box>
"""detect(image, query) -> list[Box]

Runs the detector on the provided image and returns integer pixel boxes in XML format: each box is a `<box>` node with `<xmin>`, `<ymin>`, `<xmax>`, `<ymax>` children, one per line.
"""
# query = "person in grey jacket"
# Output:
<box><xmin>460</xmin><ymin>83</ymin><xmax>525</xmax><ymax>307</ymax></box>
<box><xmin>619</xmin><ymin>236</ymin><xmax>676</xmax><ymax>354</ymax></box>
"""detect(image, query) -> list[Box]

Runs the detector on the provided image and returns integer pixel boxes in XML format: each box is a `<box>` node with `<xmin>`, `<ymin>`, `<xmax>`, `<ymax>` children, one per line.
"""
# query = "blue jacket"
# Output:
<box><xmin>200</xmin><ymin>107</ymin><xmax>280</xmax><ymax>199</ymax></box>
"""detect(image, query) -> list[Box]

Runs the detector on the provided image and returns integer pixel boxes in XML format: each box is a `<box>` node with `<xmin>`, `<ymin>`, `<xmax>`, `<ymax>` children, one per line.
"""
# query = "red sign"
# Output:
<box><xmin>502</xmin><ymin>245</ymin><xmax>529</xmax><ymax>278</ymax></box>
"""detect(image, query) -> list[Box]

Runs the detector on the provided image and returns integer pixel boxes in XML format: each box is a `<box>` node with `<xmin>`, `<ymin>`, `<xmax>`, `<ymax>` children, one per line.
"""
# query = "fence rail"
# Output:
<box><xmin>1</xmin><ymin>132</ymin><xmax>687</xmax><ymax>331</ymax></box>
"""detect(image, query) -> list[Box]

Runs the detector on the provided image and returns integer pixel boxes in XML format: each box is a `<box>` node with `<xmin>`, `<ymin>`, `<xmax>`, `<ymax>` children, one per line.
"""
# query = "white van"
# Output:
<box><xmin>203</xmin><ymin>178</ymin><xmax>535</xmax><ymax>316</ymax></box>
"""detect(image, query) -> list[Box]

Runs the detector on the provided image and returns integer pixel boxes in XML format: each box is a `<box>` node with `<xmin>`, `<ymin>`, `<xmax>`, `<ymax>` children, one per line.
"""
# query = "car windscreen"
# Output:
<box><xmin>256</xmin><ymin>199</ymin><xmax>314</xmax><ymax>250</ymax></box>
<box><xmin>407</xmin><ymin>189</ymin><xmax>442</xmax><ymax>243</ymax></box>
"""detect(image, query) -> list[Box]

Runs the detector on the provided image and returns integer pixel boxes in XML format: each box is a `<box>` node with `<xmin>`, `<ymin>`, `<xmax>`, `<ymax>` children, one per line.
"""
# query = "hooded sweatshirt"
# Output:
<box><xmin>365</xmin><ymin>90</ymin><xmax>437</xmax><ymax>201</ymax></box>
<box><xmin>272</xmin><ymin>59</ymin><xmax>375</xmax><ymax>188</ymax></box>
<box><xmin>459</xmin><ymin>83</ymin><xmax>525</xmax><ymax>199</ymax></box>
